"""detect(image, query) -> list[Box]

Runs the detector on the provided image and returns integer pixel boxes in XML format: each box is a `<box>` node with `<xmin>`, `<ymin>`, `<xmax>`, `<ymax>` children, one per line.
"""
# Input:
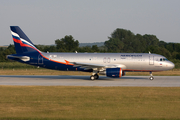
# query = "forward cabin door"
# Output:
<box><xmin>149</xmin><ymin>55</ymin><xmax>154</xmax><ymax>65</ymax></box>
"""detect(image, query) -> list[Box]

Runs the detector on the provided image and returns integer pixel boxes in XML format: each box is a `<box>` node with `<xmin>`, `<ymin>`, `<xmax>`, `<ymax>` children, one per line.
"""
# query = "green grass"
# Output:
<box><xmin>0</xmin><ymin>62</ymin><xmax>36</xmax><ymax>69</ymax></box>
<box><xmin>0</xmin><ymin>86</ymin><xmax>180</xmax><ymax>120</ymax></box>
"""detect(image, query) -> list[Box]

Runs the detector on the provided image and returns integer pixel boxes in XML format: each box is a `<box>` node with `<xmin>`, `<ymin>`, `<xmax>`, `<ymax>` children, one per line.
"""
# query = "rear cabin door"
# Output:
<box><xmin>38</xmin><ymin>55</ymin><xmax>43</xmax><ymax>64</ymax></box>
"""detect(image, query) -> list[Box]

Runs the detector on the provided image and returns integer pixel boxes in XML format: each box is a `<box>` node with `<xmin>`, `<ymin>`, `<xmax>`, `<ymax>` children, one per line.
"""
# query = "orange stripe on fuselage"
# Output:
<box><xmin>48</xmin><ymin>59</ymin><xmax>74</xmax><ymax>66</ymax></box>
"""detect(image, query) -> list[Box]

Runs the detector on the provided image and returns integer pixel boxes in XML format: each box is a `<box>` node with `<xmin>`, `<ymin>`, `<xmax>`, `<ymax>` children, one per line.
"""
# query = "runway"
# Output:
<box><xmin>0</xmin><ymin>75</ymin><xmax>180</xmax><ymax>87</ymax></box>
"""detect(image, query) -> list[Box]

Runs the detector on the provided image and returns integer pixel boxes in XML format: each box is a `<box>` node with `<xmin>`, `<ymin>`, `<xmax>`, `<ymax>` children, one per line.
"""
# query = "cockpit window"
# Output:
<box><xmin>160</xmin><ymin>58</ymin><xmax>168</xmax><ymax>61</ymax></box>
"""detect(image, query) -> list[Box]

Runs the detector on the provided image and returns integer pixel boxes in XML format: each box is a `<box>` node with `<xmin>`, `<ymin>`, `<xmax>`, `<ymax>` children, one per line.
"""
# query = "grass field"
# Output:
<box><xmin>0</xmin><ymin>86</ymin><xmax>180</xmax><ymax>120</ymax></box>
<box><xmin>0</xmin><ymin>68</ymin><xmax>180</xmax><ymax>76</ymax></box>
<box><xmin>0</xmin><ymin>64</ymin><xmax>180</xmax><ymax>120</ymax></box>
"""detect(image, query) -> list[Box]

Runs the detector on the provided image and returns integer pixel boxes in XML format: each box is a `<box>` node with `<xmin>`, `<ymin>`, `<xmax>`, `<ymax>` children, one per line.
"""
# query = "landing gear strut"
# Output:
<box><xmin>90</xmin><ymin>73</ymin><xmax>99</xmax><ymax>80</ymax></box>
<box><xmin>149</xmin><ymin>71</ymin><xmax>154</xmax><ymax>80</ymax></box>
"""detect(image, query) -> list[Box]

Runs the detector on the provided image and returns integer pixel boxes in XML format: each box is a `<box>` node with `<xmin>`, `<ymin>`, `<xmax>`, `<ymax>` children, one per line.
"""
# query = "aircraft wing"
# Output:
<box><xmin>70</xmin><ymin>62</ymin><xmax>126</xmax><ymax>71</ymax></box>
<box><xmin>70</xmin><ymin>62</ymin><xmax>105</xmax><ymax>70</ymax></box>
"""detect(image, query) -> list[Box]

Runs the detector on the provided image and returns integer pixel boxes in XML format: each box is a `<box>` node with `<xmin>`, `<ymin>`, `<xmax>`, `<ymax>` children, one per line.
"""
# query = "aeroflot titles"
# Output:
<box><xmin>121</xmin><ymin>55</ymin><xmax>142</xmax><ymax>57</ymax></box>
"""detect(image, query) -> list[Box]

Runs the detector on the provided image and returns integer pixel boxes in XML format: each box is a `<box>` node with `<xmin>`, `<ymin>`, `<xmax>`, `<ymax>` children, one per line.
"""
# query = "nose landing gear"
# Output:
<box><xmin>149</xmin><ymin>71</ymin><xmax>154</xmax><ymax>80</ymax></box>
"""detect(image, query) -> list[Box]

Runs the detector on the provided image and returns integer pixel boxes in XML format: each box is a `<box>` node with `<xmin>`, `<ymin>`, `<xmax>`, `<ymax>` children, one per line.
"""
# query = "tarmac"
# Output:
<box><xmin>0</xmin><ymin>75</ymin><xmax>180</xmax><ymax>87</ymax></box>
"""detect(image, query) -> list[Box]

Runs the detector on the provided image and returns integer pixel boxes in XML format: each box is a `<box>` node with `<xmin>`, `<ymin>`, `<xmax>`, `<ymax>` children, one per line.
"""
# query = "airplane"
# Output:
<box><xmin>7</xmin><ymin>26</ymin><xmax>175</xmax><ymax>80</ymax></box>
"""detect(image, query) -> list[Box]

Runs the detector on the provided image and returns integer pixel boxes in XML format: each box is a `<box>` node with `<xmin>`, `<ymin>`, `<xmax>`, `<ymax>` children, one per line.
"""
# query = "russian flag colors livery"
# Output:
<box><xmin>10</xmin><ymin>26</ymin><xmax>40</xmax><ymax>54</ymax></box>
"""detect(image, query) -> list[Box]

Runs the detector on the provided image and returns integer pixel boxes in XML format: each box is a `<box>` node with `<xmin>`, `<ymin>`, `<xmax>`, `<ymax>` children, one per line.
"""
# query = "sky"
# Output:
<box><xmin>0</xmin><ymin>0</ymin><xmax>180</xmax><ymax>46</ymax></box>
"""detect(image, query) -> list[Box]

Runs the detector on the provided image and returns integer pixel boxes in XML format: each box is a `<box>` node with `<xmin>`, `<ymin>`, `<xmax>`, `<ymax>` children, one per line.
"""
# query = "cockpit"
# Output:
<box><xmin>160</xmin><ymin>58</ymin><xmax>168</xmax><ymax>61</ymax></box>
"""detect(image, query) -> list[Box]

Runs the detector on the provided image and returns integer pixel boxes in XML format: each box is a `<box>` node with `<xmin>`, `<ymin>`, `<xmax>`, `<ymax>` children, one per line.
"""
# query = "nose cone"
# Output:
<box><xmin>168</xmin><ymin>61</ymin><xmax>175</xmax><ymax>70</ymax></box>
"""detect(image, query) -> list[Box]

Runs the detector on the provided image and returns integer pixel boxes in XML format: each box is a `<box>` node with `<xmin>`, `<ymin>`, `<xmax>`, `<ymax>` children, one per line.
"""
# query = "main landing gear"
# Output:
<box><xmin>149</xmin><ymin>71</ymin><xmax>154</xmax><ymax>80</ymax></box>
<box><xmin>90</xmin><ymin>73</ymin><xmax>99</xmax><ymax>80</ymax></box>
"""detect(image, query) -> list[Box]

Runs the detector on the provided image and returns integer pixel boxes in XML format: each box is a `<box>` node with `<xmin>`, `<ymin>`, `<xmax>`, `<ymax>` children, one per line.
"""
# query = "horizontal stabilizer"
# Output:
<box><xmin>7</xmin><ymin>55</ymin><xmax>30</xmax><ymax>62</ymax></box>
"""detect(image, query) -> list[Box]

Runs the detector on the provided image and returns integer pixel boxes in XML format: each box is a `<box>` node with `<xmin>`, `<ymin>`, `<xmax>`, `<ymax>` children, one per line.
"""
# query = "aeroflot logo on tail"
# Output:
<box><xmin>11</xmin><ymin>31</ymin><xmax>40</xmax><ymax>53</ymax></box>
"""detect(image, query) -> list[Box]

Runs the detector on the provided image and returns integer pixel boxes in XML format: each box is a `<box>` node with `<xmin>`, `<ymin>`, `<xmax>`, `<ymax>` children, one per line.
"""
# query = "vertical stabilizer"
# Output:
<box><xmin>10</xmin><ymin>26</ymin><xmax>40</xmax><ymax>54</ymax></box>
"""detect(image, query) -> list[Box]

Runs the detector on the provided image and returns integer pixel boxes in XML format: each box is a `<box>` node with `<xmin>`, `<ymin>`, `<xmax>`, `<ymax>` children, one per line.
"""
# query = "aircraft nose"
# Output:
<box><xmin>169</xmin><ymin>62</ymin><xmax>175</xmax><ymax>69</ymax></box>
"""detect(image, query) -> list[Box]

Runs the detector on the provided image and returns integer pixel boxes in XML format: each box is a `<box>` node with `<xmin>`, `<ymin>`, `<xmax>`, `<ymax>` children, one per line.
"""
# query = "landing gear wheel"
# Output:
<box><xmin>149</xmin><ymin>76</ymin><xmax>154</xmax><ymax>81</ymax></box>
<box><xmin>90</xmin><ymin>75</ymin><xmax>95</xmax><ymax>80</ymax></box>
<box><xmin>94</xmin><ymin>74</ymin><xmax>99</xmax><ymax>79</ymax></box>
<box><xmin>90</xmin><ymin>74</ymin><xmax>99</xmax><ymax>80</ymax></box>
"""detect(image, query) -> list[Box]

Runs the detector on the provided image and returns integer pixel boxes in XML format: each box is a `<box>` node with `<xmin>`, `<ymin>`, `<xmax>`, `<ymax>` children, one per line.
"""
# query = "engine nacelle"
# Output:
<box><xmin>106</xmin><ymin>68</ymin><xmax>123</xmax><ymax>78</ymax></box>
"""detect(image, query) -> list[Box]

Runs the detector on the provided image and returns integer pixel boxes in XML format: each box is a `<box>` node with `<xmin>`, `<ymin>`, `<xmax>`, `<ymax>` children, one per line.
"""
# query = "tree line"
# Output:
<box><xmin>104</xmin><ymin>28</ymin><xmax>180</xmax><ymax>60</ymax></box>
<box><xmin>0</xmin><ymin>28</ymin><xmax>180</xmax><ymax>67</ymax></box>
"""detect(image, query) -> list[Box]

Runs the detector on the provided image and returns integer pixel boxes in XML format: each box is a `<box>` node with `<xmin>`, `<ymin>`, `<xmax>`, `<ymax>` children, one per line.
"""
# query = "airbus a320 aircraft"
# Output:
<box><xmin>7</xmin><ymin>26</ymin><xmax>175</xmax><ymax>80</ymax></box>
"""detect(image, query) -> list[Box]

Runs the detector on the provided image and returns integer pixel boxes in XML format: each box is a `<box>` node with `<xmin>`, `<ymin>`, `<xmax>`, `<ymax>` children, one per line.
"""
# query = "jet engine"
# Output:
<box><xmin>106</xmin><ymin>68</ymin><xmax>123</xmax><ymax>78</ymax></box>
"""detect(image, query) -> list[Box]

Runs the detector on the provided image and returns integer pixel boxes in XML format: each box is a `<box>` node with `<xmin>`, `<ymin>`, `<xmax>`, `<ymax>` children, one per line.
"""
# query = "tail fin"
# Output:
<box><xmin>10</xmin><ymin>26</ymin><xmax>40</xmax><ymax>54</ymax></box>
